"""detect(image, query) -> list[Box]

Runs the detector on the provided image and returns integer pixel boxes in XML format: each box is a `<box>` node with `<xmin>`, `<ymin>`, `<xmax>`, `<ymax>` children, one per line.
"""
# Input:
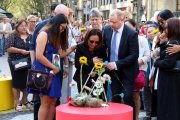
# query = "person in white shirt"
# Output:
<box><xmin>0</xmin><ymin>16</ymin><xmax>12</xmax><ymax>56</ymax></box>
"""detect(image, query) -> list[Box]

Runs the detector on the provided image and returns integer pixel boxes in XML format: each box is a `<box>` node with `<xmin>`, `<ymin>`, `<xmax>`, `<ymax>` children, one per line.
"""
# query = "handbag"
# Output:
<box><xmin>134</xmin><ymin>70</ymin><xmax>146</xmax><ymax>90</ymax></box>
<box><xmin>12</xmin><ymin>58</ymin><xmax>30</xmax><ymax>70</ymax></box>
<box><xmin>27</xmin><ymin>69</ymin><xmax>53</xmax><ymax>91</ymax></box>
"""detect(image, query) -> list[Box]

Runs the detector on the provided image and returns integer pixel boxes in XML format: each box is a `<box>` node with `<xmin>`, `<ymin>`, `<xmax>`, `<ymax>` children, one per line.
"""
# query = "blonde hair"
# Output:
<box><xmin>27</xmin><ymin>15</ymin><xmax>36</xmax><ymax>21</ymax></box>
<box><xmin>123</xmin><ymin>11</ymin><xmax>132</xmax><ymax>19</ymax></box>
<box><xmin>109</xmin><ymin>9</ymin><xmax>124</xmax><ymax>20</ymax></box>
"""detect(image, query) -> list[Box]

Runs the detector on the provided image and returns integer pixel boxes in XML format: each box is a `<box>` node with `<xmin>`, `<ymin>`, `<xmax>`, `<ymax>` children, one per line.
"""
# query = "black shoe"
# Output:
<box><xmin>143</xmin><ymin>116</ymin><xmax>151</xmax><ymax>120</ymax></box>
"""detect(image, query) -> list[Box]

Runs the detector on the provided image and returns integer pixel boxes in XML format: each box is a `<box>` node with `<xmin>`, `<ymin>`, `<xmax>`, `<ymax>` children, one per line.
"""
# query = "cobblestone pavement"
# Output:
<box><xmin>0</xmin><ymin>110</ymin><xmax>33</xmax><ymax>120</ymax></box>
<box><xmin>0</xmin><ymin>53</ymin><xmax>148</xmax><ymax>120</ymax></box>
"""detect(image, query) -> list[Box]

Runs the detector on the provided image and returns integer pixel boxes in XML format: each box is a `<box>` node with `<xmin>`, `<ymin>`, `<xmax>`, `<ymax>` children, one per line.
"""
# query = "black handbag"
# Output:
<box><xmin>27</xmin><ymin>69</ymin><xmax>53</xmax><ymax>91</ymax></box>
<box><xmin>11</xmin><ymin>58</ymin><xmax>30</xmax><ymax>70</ymax></box>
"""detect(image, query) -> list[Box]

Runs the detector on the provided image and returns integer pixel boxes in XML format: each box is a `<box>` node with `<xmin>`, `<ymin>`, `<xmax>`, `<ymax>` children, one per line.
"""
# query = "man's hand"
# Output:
<box><xmin>106</xmin><ymin>62</ymin><xmax>116</xmax><ymax>70</ymax></box>
<box><xmin>93</xmin><ymin>57</ymin><xmax>103</xmax><ymax>63</ymax></box>
<box><xmin>166</xmin><ymin>44</ymin><xmax>180</xmax><ymax>55</ymax></box>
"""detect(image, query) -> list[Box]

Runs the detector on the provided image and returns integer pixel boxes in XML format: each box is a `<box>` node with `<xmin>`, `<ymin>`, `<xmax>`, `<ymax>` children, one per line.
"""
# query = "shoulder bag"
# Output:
<box><xmin>26</xmin><ymin>38</ymin><xmax>53</xmax><ymax>91</ymax></box>
<box><xmin>26</xmin><ymin>69</ymin><xmax>53</xmax><ymax>91</ymax></box>
<box><xmin>12</xmin><ymin>58</ymin><xmax>31</xmax><ymax>70</ymax></box>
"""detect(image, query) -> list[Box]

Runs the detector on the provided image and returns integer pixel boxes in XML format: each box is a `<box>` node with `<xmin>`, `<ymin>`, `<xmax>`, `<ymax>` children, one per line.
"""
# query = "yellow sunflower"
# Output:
<box><xmin>94</xmin><ymin>62</ymin><xmax>103</xmax><ymax>69</ymax></box>
<box><xmin>79</xmin><ymin>56</ymin><xmax>87</xmax><ymax>64</ymax></box>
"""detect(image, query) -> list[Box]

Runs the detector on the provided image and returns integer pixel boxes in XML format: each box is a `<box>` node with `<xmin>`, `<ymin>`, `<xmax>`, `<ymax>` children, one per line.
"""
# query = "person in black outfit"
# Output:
<box><xmin>150</xmin><ymin>9</ymin><xmax>174</xmax><ymax>119</ymax></box>
<box><xmin>154</xmin><ymin>18</ymin><xmax>180</xmax><ymax>120</ymax></box>
<box><xmin>73</xmin><ymin>29</ymin><xmax>107</xmax><ymax>93</ymax></box>
<box><xmin>5</xmin><ymin>19</ymin><xmax>32</xmax><ymax>112</ymax></box>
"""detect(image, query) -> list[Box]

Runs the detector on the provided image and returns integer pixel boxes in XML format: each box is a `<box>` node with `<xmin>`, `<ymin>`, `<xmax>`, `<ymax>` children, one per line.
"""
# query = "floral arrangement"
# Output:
<box><xmin>69</xmin><ymin>56</ymin><xmax>111</xmax><ymax>108</ymax></box>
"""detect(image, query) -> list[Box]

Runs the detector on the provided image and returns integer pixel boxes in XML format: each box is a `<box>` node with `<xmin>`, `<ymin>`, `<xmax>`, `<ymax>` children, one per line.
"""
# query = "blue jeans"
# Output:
<box><xmin>0</xmin><ymin>37</ymin><xmax>5</xmax><ymax>55</ymax></box>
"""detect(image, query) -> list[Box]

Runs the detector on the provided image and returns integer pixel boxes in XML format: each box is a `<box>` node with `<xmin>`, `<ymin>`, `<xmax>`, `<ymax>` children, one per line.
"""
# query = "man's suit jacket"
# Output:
<box><xmin>0</xmin><ymin>22</ymin><xmax>12</xmax><ymax>39</ymax></box>
<box><xmin>103</xmin><ymin>24</ymin><xmax>139</xmax><ymax>83</ymax></box>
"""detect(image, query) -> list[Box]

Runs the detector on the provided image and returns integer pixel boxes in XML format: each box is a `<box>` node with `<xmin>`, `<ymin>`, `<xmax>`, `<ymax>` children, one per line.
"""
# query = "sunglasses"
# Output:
<box><xmin>29</xmin><ymin>21</ymin><xmax>36</xmax><ymax>23</ymax></box>
<box><xmin>89</xmin><ymin>40</ymin><xmax>99</xmax><ymax>45</ymax></box>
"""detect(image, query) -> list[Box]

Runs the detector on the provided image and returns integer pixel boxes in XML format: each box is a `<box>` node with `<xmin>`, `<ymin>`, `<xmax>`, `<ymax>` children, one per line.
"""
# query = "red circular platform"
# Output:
<box><xmin>56</xmin><ymin>102</ymin><xmax>133</xmax><ymax>120</ymax></box>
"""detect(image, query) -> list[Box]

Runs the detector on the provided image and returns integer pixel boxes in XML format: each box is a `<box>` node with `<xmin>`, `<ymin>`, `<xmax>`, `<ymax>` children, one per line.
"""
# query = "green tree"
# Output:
<box><xmin>4</xmin><ymin>0</ymin><xmax>55</xmax><ymax>19</ymax></box>
<box><xmin>0</xmin><ymin>0</ymin><xmax>14</xmax><ymax>11</ymax></box>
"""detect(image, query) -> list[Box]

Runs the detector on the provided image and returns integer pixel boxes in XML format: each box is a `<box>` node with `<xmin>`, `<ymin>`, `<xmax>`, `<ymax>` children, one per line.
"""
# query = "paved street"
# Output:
<box><xmin>0</xmin><ymin>53</ymin><xmax>33</xmax><ymax>120</ymax></box>
<box><xmin>0</xmin><ymin>53</ymin><xmax>147</xmax><ymax>120</ymax></box>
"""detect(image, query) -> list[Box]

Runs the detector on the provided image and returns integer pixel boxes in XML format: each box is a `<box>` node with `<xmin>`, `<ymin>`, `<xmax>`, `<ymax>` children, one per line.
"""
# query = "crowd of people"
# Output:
<box><xmin>1</xmin><ymin>2</ymin><xmax>180</xmax><ymax>120</ymax></box>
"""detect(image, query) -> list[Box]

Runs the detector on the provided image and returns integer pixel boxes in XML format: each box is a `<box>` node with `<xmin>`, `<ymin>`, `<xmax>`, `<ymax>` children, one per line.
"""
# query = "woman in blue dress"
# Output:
<box><xmin>31</xmin><ymin>14</ymin><xmax>69</xmax><ymax>120</ymax></box>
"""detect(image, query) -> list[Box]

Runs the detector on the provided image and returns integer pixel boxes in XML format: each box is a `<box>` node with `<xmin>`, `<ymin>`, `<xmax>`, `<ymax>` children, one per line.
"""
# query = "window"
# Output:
<box><xmin>99</xmin><ymin>0</ymin><xmax>102</xmax><ymax>6</ymax></box>
<box><xmin>178</xmin><ymin>0</ymin><xmax>180</xmax><ymax>10</ymax></box>
<box><xmin>109</xmin><ymin>0</ymin><xmax>112</xmax><ymax>4</ymax></box>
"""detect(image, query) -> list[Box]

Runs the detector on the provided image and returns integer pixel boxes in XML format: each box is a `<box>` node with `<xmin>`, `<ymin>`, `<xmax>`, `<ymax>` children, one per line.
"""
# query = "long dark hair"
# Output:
<box><xmin>84</xmin><ymin>29</ymin><xmax>103</xmax><ymax>46</ymax></box>
<box><xmin>166</xmin><ymin>18</ymin><xmax>180</xmax><ymax>40</ymax></box>
<box><xmin>44</xmin><ymin>14</ymin><xmax>68</xmax><ymax>50</ymax></box>
<box><xmin>157</xmin><ymin>9</ymin><xmax>174</xmax><ymax>33</ymax></box>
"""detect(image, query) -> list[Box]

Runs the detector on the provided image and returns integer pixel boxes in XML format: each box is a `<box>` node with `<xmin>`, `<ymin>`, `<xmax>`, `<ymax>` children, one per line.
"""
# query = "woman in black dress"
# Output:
<box><xmin>5</xmin><ymin>19</ymin><xmax>32</xmax><ymax>111</ymax></box>
<box><xmin>154</xmin><ymin>18</ymin><xmax>180</xmax><ymax>120</ymax></box>
<box><xmin>73</xmin><ymin>29</ymin><xmax>107</xmax><ymax>93</ymax></box>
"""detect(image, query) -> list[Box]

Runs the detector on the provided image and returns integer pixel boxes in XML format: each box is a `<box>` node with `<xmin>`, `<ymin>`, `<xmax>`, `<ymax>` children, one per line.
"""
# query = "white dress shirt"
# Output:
<box><xmin>111</xmin><ymin>24</ymin><xmax>124</xmax><ymax>70</ymax></box>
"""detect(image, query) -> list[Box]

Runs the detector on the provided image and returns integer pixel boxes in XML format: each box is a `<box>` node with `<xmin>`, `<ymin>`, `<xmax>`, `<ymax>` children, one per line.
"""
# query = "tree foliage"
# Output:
<box><xmin>1</xmin><ymin>0</ymin><xmax>57</xmax><ymax>19</ymax></box>
<box><xmin>0</xmin><ymin>0</ymin><xmax>14</xmax><ymax>10</ymax></box>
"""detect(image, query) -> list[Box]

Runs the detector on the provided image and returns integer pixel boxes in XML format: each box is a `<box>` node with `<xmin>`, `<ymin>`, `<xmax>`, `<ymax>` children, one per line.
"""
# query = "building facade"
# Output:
<box><xmin>74</xmin><ymin>0</ymin><xmax>178</xmax><ymax>24</ymax></box>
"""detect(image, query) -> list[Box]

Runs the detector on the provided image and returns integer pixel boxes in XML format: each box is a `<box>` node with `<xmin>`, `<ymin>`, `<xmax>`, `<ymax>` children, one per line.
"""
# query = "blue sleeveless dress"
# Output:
<box><xmin>28</xmin><ymin>31</ymin><xmax>63</xmax><ymax>98</ymax></box>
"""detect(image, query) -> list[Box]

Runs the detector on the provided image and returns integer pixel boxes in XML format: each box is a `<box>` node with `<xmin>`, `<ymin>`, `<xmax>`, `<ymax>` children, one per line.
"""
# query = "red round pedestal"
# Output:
<box><xmin>56</xmin><ymin>102</ymin><xmax>133</xmax><ymax>120</ymax></box>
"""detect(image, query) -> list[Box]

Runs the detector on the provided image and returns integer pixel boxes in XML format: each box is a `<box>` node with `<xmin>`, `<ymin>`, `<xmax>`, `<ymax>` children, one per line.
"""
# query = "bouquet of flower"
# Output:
<box><xmin>69</xmin><ymin>56</ymin><xmax>111</xmax><ymax>107</ymax></box>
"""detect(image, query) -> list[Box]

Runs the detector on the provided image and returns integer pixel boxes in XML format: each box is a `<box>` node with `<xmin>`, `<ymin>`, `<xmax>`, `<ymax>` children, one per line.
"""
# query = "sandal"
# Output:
<box><xmin>22</xmin><ymin>101</ymin><xmax>33</xmax><ymax>110</ymax></box>
<box><xmin>15</xmin><ymin>104</ymin><xmax>23</xmax><ymax>112</ymax></box>
<box><xmin>29</xmin><ymin>100</ymin><xmax>34</xmax><ymax>106</ymax></box>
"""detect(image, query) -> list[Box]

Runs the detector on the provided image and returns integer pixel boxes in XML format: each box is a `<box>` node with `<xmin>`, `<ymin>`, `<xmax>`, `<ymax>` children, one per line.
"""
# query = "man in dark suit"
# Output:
<box><xmin>103</xmin><ymin>9</ymin><xmax>139</xmax><ymax>120</ymax></box>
